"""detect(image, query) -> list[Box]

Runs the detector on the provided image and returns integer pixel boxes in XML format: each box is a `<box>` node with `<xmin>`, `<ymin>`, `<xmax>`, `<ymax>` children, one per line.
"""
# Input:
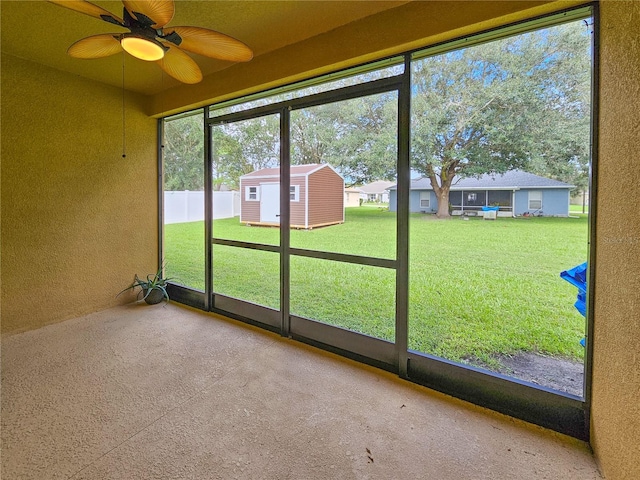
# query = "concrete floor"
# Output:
<box><xmin>2</xmin><ymin>303</ymin><xmax>602</xmax><ymax>479</ymax></box>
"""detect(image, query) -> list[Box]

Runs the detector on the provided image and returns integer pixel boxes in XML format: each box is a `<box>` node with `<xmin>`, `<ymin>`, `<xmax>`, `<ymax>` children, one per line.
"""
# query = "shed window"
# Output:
<box><xmin>528</xmin><ymin>190</ymin><xmax>542</xmax><ymax>210</ymax></box>
<box><xmin>419</xmin><ymin>191</ymin><xmax>430</xmax><ymax>209</ymax></box>
<box><xmin>245</xmin><ymin>186</ymin><xmax>260</xmax><ymax>201</ymax></box>
<box><xmin>290</xmin><ymin>185</ymin><xmax>300</xmax><ymax>202</ymax></box>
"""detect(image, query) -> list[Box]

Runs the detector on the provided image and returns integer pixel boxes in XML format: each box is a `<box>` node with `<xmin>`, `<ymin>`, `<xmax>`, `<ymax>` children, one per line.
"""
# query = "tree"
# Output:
<box><xmin>163</xmin><ymin>114</ymin><xmax>204</xmax><ymax>191</ymax></box>
<box><xmin>165</xmin><ymin>113</ymin><xmax>281</xmax><ymax>192</ymax></box>
<box><xmin>411</xmin><ymin>21</ymin><xmax>591</xmax><ymax>217</ymax></box>
<box><xmin>290</xmin><ymin>92</ymin><xmax>398</xmax><ymax>186</ymax></box>
<box><xmin>209</xmin><ymin>115</ymin><xmax>281</xmax><ymax>190</ymax></box>
<box><xmin>210</xmin><ymin>126</ymin><xmax>242</xmax><ymax>190</ymax></box>
<box><xmin>166</xmin><ymin>21</ymin><xmax>590</xmax><ymax>201</ymax></box>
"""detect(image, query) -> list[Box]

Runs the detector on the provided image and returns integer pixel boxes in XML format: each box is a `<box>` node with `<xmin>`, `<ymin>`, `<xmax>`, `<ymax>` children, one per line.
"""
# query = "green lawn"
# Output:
<box><xmin>570</xmin><ymin>204</ymin><xmax>588</xmax><ymax>214</ymax></box>
<box><xmin>165</xmin><ymin>208</ymin><xmax>587</xmax><ymax>368</ymax></box>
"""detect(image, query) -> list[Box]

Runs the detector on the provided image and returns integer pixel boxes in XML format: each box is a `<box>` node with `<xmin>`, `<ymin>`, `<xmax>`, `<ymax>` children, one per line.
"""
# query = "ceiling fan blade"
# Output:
<box><xmin>48</xmin><ymin>0</ymin><xmax>123</xmax><ymax>26</ymax></box>
<box><xmin>157</xmin><ymin>44</ymin><xmax>203</xmax><ymax>84</ymax></box>
<box><xmin>68</xmin><ymin>34</ymin><xmax>122</xmax><ymax>58</ymax></box>
<box><xmin>123</xmin><ymin>0</ymin><xmax>174</xmax><ymax>28</ymax></box>
<box><xmin>163</xmin><ymin>26</ymin><xmax>253</xmax><ymax>62</ymax></box>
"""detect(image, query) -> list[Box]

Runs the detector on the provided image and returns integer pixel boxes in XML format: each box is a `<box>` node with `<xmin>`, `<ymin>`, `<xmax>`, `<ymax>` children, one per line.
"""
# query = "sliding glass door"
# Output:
<box><xmin>209</xmin><ymin>113</ymin><xmax>282</xmax><ymax>327</ymax></box>
<box><xmin>287</xmin><ymin>90</ymin><xmax>399</xmax><ymax>365</ymax></box>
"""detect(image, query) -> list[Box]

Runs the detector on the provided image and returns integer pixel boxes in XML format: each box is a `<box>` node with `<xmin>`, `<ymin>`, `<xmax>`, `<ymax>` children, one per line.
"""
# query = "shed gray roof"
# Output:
<box><xmin>389</xmin><ymin>170</ymin><xmax>573</xmax><ymax>191</ymax></box>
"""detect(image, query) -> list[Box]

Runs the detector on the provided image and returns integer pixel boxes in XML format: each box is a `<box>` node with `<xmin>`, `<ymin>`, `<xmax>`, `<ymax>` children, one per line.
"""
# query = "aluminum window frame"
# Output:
<box><xmin>289</xmin><ymin>185</ymin><xmax>300</xmax><ymax>202</ymax></box>
<box><xmin>528</xmin><ymin>190</ymin><xmax>543</xmax><ymax>210</ymax></box>
<box><xmin>160</xmin><ymin>3</ymin><xmax>597</xmax><ymax>441</ymax></box>
<box><xmin>246</xmin><ymin>186</ymin><xmax>260</xmax><ymax>201</ymax></box>
<box><xmin>419</xmin><ymin>191</ymin><xmax>430</xmax><ymax>209</ymax></box>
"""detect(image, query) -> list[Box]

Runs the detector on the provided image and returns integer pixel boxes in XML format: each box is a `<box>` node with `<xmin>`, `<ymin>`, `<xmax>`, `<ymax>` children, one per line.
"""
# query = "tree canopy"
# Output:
<box><xmin>212</xmin><ymin>115</ymin><xmax>280</xmax><ymax>190</ymax></box>
<box><xmin>411</xmin><ymin>21</ymin><xmax>591</xmax><ymax>216</ymax></box>
<box><xmin>290</xmin><ymin>93</ymin><xmax>398</xmax><ymax>186</ymax></box>
<box><xmin>163</xmin><ymin>113</ymin><xmax>204</xmax><ymax>191</ymax></box>
<box><xmin>163</xmin><ymin>20</ymin><xmax>591</xmax><ymax>210</ymax></box>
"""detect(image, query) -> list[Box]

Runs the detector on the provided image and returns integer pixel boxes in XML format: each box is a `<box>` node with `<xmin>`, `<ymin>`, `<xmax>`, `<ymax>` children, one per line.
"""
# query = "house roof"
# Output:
<box><xmin>358</xmin><ymin>180</ymin><xmax>397</xmax><ymax>194</ymax></box>
<box><xmin>240</xmin><ymin>164</ymin><xmax>342</xmax><ymax>179</ymax></box>
<box><xmin>389</xmin><ymin>170</ymin><xmax>573</xmax><ymax>191</ymax></box>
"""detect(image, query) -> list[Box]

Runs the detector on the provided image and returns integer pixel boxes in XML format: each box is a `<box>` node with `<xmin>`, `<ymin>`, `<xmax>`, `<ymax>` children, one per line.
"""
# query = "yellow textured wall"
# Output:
<box><xmin>1</xmin><ymin>54</ymin><xmax>158</xmax><ymax>334</ymax></box>
<box><xmin>591</xmin><ymin>2</ymin><xmax>640</xmax><ymax>478</ymax></box>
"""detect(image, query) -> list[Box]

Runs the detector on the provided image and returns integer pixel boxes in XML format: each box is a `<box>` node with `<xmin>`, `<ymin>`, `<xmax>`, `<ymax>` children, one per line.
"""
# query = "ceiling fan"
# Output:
<box><xmin>48</xmin><ymin>0</ymin><xmax>253</xmax><ymax>84</ymax></box>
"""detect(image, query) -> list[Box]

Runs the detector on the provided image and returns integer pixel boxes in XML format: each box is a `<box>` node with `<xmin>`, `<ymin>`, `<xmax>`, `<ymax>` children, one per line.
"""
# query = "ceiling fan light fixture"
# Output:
<box><xmin>120</xmin><ymin>35</ymin><xmax>165</xmax><ymax>61</ymax></box>
<box><xmin>49</xmin><ymin>0</ymin><xmax>253</xmax><ymax>84</ymax></box>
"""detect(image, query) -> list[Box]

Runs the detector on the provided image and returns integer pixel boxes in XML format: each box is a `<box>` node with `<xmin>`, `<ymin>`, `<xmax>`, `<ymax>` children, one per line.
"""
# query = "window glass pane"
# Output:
<box><xmin>289</xmin><ymin>91</ymin><xmax>398</xmax><ymax>259</ymax></box>
<box><xmin>163</xmin><ymin>110</ymin><xmax>205</xmax><ymax>291</ymax></box>
<box><xmin>529</xmin><ymin>191</ymin><xmax>542</xmax><ymax>200</ymax></box>
<box><xmin>290</xmin><ymin>257</ymin><xmax>395</xmax><ymax>341</ymax></box>
<box><xmin>528</xmin><ymin>191</ymin><xmax>543</xmax><ymax>210</ymax></box>
<box><xmin>212</xmin><ymin>114</ymin><xmax>280</xmax><ymax>246</ymax></box>
<box><xmin>290</xmin><ymin>185</ymin><xmax>299</xmax><ymax>202</ymax></box>
<box><xmin>409</xmin><ymin>19</ymin><xmax>592</xmax><ymax>397</ymax></box>
<box><xmin>212</xmin><ymin>245</ymin><xmax>279</xmax><ymax>310</ymax></box>
<box><xmin>420</xmin><ymin>192</ymin><xmax>430</xmax><ymax>208</ymax></box>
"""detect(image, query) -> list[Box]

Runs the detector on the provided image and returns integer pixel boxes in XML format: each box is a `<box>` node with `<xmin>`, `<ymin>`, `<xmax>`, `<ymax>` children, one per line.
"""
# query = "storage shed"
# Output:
<box><xmin>239</xmin><ymin>164</ymin><xmax>344</xmax><ymax>229</ymax></box>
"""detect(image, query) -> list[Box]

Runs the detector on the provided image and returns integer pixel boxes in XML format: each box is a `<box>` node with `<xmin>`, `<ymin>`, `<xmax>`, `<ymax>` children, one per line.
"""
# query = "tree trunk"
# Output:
<box><xmin>424</xmin><ymin>162</ymin><xmax>455</xmax><ymax>218</ymax></box>
<box><xmin>435</xmin><ymin>187</ymin><xmax>451</xmax><ymax>218</ymax></box>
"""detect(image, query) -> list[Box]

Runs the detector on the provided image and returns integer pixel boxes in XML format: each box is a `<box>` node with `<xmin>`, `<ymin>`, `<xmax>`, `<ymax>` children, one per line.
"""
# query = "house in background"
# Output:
<box><xmin>239</xmin><ymin>164</ymin><xmax>344</xmax><ymax>229</ymax></box>
<box><xmin>388</xmin><ymin>170</ymin><xmax>573</xmax><ymax>217</ymax></box>
<box><xmin>344</xmin><ymin>187</ymin><xmax>363</xmax><ymax>207</ymax></box>
<box><xmin>359</xmin><ymin>180</ymin><xmax>396</xmax><ymax>203</ymax></box>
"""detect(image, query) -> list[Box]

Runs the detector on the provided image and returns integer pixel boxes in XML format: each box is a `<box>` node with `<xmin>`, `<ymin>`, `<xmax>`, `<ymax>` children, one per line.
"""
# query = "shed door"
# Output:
<box><xmin>260</xmin><ymin>183</ymin><xmax>280</xmax><ymax>223</ymax></box>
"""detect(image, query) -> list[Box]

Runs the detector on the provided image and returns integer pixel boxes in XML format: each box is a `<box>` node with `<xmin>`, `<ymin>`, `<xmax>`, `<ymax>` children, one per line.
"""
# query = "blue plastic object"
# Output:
<box><xmin>560</xmin><ymin>262</ymin><xmax>587</xmax><ymax>316</ymax></box>
<box><xmin>481</xmin><ymin>205</ymin><xmax>500</xmax><ymax>212</ymax></box>
<box><xmin>560</xmin><ymin>262</ymin><xmax>587</xmax><ymax>292</ymax></box>
<box><xmin>560</xmin><ymin>262</ymin><xmax>587</xmax><ymax>346</ymax></box>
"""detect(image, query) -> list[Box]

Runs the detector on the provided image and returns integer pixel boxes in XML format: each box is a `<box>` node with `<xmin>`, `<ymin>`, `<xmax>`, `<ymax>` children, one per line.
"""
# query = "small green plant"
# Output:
<box><xmin>117</xmin><ymin>266</ymin><xmax>172</xmax><ymax>304</ymax></box>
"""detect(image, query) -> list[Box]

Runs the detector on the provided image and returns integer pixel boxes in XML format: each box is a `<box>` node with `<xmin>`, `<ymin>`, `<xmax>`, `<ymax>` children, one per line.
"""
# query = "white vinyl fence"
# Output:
<box><xmin>164</xmin><ymin>191</ymin><xmax>240</xmax><ymax>224</ymax></box>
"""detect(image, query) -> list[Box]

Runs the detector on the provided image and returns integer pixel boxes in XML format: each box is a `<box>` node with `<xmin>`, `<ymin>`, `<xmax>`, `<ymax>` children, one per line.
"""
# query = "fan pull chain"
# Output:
<box><xmin>122</xmin><ymin>53</ymin><xmax>126</xmax><ymax>158</ymax></box>
<box><xmin>160</xmin><ymin>69</ymin><xmax>165</xmax><ymax>150</ymax></box>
